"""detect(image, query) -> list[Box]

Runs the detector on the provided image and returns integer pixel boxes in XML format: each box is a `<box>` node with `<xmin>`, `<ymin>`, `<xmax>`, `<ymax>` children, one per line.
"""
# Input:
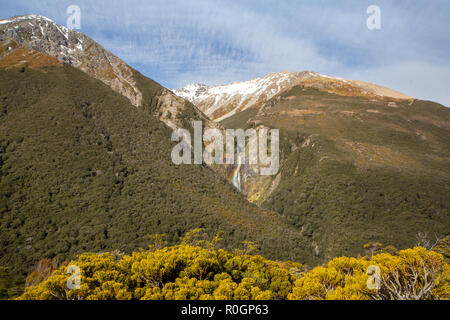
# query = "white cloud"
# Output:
<box><xmin>3</xmin><ymin>0</ymin><xmax>450</xmax><ymax>105</ymax></box>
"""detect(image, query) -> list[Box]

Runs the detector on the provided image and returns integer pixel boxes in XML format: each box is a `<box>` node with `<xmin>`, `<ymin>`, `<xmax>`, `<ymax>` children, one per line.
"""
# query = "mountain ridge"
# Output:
<box><xmin>0</xmin><ymin>14</ymin><xmax>216</xmax><ymax>132</ymax></box>
<box><xmin>219</xmin><ymin>83</ymin><xmax>449</xmax><ymax>260</ymax></box>
<box><xmin>173</xmin><ymin>71</ymin><xmax>414</xmax><ymax>121</ymax></box>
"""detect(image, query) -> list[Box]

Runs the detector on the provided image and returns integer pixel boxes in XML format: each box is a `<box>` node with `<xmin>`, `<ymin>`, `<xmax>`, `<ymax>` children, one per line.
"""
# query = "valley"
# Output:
<box><xmin>0</xmin><ymin>14</ymin><xmax>448</xmax><ymax>299</ymax></box>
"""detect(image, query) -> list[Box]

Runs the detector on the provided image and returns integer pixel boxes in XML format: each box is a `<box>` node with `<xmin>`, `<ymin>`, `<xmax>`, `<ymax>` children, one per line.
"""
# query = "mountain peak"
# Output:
<box><xmin>1</xmin><ymin>14</ymin><xmax>83</xmax><ymax>65</ymax></box>
<box><xmin>0</xmin><ymin>14</ymin><xmax>74</xmax><ymax>41</ymax></box>
<box><xmin>173</xmin><ymin>71</ymin><xmax>413</xmax><ymax>121</ymax></box>
<box><xmin>0</xmin><ymin>14</ymin><xmax>214</xmax><ymax>132</ymax></box>
<box><xmin>0</xmin><ymin>14</ymin><xmax>144</xmax><ymax>105</ymax></box>
<box><xmin>0</xmin><ymin>14</ymin><xmax>55</xmax><ymax>24</ymax></box>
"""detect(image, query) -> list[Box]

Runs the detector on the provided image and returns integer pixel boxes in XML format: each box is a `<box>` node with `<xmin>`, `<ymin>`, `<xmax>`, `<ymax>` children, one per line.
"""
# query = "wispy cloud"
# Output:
<box><xmin>1</xmin><ymin>0</ymin><xmax>449</xmax><ymax>106</ymax></box>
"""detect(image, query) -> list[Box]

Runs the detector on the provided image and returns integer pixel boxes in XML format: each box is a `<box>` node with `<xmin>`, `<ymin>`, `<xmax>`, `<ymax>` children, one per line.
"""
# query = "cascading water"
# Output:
<box><xmin>231</xmin><ymin>162</ymin><xmax>242</xmax><ymax>191</ymax></box>
<box><xmin>230</xmin><ymin>146</ymin><xmax>243</xmax><ymax>191</ymax></box>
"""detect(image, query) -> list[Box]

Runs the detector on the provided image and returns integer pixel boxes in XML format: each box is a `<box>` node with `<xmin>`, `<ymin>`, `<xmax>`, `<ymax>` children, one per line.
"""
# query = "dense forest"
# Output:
<box><xmin>0</xmin><ymin>65</ymin><xmax>314</xmax><ymax>296</ymax></box>
<box><xmin>221</xmin><ymin>86</ymin><xmax>450</xmax><ymax>261</ymax></box>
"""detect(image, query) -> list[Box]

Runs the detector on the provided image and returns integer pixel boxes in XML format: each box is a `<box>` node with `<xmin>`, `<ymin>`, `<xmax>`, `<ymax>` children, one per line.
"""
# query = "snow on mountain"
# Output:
<box><xmin>174</xmin><ymin>83</ymin><xmax>210</xmax><ymax>101</ymax></box>
<box><xmin>0</xmin><ymin>15</ymin><xmax>413</xmax><ymax>127</ymax></box>
<box><xmin>1</xmin><ymin>15</ymin><xmax>83</xmax><ymax>65</ymax></box>
<box><xmin>0</xmin><ymin>14</ymin><xmax>143</xmax><ymax>107</ymax></box>
<box><xmin>173</xmin><ymin>72</ymin><xmax>306</xmax><ymax>121</ymax></box>
<box><xmin>173</xmin><ymin>71</ymin><xmax>413</xmax><ymax>121</ymax></box>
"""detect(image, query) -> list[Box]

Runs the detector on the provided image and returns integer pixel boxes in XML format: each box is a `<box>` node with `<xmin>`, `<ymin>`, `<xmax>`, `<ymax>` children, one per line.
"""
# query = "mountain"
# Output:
<box><xmin>177</xmin><ymin>71</ymin><xmax>450</xmax><ymax>261</ymax></box>
<box><xmin>1</xmin><ymin>13</ymin><xmax>448</xmax><ymax>297</ymax></box>
<box><xmin>173</xmin><ymin>71</ymin><xmax>413</xmax><ymax>121</ymax></box>
<box><xmin>0</xmin><ymin>14</ymin><xmax>215</xmax><ymax>132</ymax></box>
<box><xmin>0</xmin><ymin>14</ymin><xmax>142</xmax><ymax>105</ymax></box>
<box><xmin>0</xmin><ymin>16</ymin><xmax>313</xmax><ymax>295</ymax></box>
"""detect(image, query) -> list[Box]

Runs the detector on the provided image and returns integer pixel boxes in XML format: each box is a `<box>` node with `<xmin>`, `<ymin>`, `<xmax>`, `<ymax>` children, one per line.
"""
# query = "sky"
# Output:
<box><xmin>1</xmin><ymin>0</ymin><xmax>449</xmax><ymax>106</ymax></box>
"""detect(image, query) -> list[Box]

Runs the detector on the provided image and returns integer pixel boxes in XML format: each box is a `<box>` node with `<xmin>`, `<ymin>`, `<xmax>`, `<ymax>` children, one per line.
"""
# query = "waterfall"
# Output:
<box><xmin>230</xmin><ymin>146</ymin><xmax>243</xmax><ymax>191</ymax></box>
<box><xmin>231</xmin><ymin>161</ymin><xmax>242</xmax><ymax>191</ymax></box>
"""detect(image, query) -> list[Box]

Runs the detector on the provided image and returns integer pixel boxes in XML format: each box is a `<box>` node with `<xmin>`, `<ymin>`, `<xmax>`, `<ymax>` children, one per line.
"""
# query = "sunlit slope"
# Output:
<box><xmin>221</xmin><ymin>86</ymin><xmax>450</xmax><ymax>261</ymax></box>
<box><xmin>0</xmin><ymin>14</ymin><xmax>213</xmax><ymax>132</ymax></box>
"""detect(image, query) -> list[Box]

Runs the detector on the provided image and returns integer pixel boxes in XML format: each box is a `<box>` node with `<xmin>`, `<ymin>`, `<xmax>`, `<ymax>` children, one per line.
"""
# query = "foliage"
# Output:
<box><xmin>25</xmin><ymin>257</ymin><xmax>61</xmax><ymax>288</ymax></box>
<box><xmin>1</xmin><ymin>47</ymin><xmax>449</xmax><ymax>301</ymax></box>
<box><xmin>288</xmin><ymin>247</ymin><xmax>449</xmax><ymax>300</ymax></box>
<box><xmin>0</xmin><ymin>266</ymin><xmax>22</xmax><ymax>298</ymax></box>
<box><xmin>18</xmin><ymin>242</ymin><xmax>303</xmax><ymax>300</ymax></box>
<box><xmin>434</xmin><ymin>236</ymin><xmax>450</xmax><ymax>263</ymax></box>
<box><xmin>0</xmin><ymin>267</ymin><xmax>12</xmax><ymax>299</ymax></box>
<box><xmin>17</xmin><ymin>243</ymin><xmax>449</xmax><ymax>300</ymax></box>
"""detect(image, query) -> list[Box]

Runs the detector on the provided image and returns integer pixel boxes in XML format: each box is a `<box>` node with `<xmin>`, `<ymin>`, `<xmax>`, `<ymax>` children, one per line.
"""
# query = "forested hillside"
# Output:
<box><xmin>221</xmin><ymin>86</ymin><xmax>450</xmax><ymax>261</ymax></box>
<box><xmin>0</xmin><ymin>63</ymin><xmax>312</xmax><ymax>296</ymax></box>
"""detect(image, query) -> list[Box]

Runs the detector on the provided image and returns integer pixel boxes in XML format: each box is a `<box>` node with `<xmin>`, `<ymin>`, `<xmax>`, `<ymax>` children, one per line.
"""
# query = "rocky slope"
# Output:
<box><xmin>0</xmin><ymin>15</ymin><xmax>143</xmax><ymax>106</ymax></box>
<box><xmin>1</xmin><ymin>13</ymin><xmax>448</xmax><ymax>294</ymax></box>
<box><xmin>174</xmin><ymin>71</ymin><xmax>413</xmax><ymax>121</ymax></box>
<box><xmin>0</xmin><ymin>14</ymin><xmax>212</xmax><ymax>131</ymax></box>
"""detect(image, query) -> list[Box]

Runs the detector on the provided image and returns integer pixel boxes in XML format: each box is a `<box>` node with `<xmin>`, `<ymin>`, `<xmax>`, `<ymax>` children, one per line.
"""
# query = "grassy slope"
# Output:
<box><xmin>0</xmin><ymin>66</ymin><xmax>314</xmax><ymax>292</ymax></box>
<box><xmin>221</xmin><ymin>86</ymin><xmax>450</xmax><ymax>261</ymax></box>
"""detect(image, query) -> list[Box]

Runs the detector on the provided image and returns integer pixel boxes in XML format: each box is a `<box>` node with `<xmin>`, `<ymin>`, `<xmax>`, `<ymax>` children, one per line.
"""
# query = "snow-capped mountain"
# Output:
<box><xmin>174</xmin><ymin>71</ymin><xmax>413</xmax><ymax>121</ymax></box>
<box><xmin>0</xmin><ymin>14</ymin><xmax>213</xmax><ymax>132</ymax></box>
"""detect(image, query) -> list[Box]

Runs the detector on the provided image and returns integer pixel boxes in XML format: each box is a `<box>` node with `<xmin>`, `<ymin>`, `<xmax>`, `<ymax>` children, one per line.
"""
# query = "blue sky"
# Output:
<box><xmin>1</xmin><ymin>0</ymin><xmax>449</xmax><ymax>106</ymax></box>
